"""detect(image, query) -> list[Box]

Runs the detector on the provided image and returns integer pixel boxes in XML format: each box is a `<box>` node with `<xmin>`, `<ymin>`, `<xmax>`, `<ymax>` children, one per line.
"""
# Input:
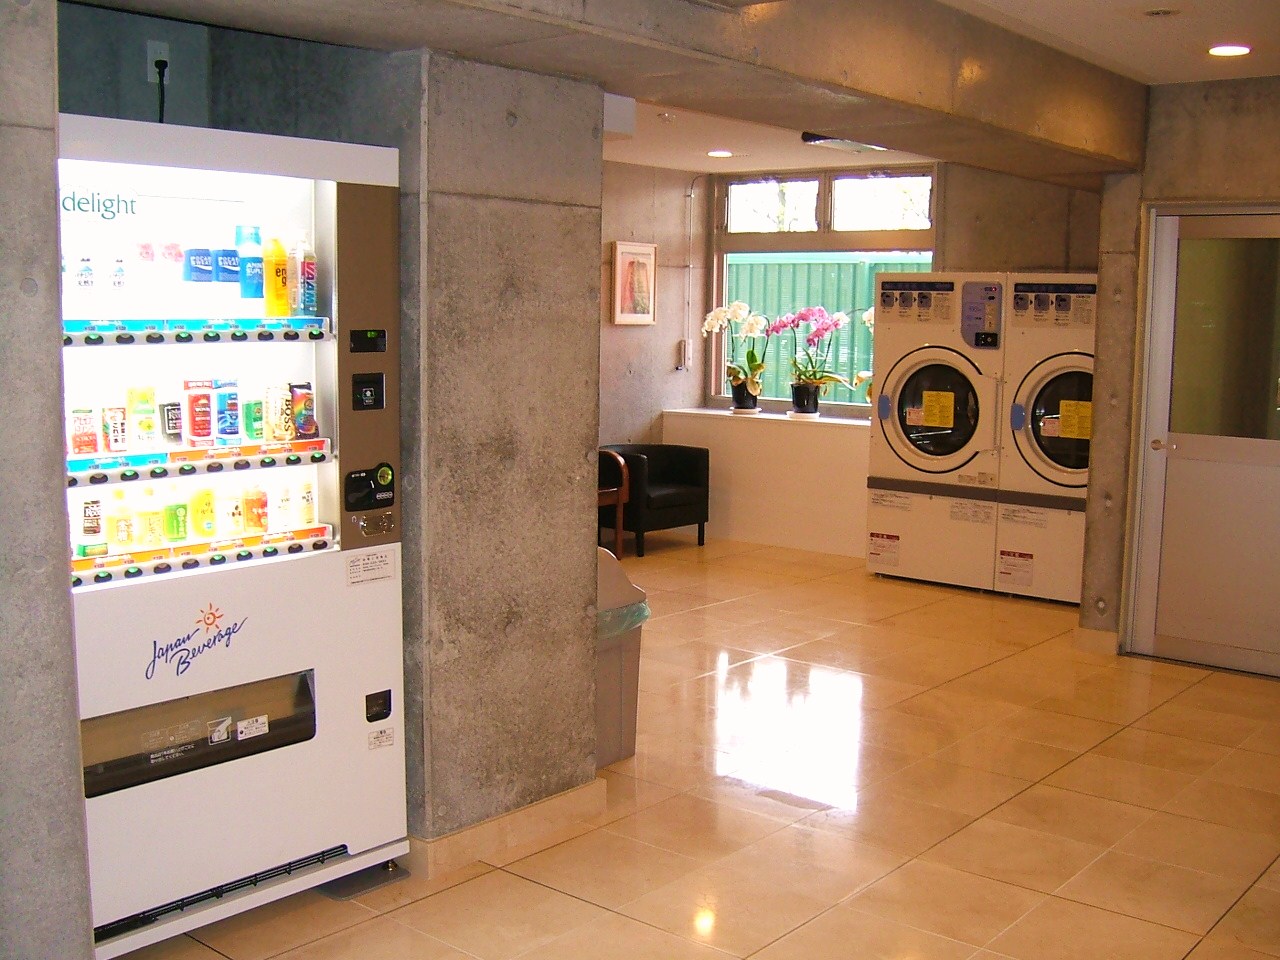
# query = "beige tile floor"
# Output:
<box><xmin>125</xmin><ymin>534</ymin><xmax>1280</xmax><ymax>960</ymax></box>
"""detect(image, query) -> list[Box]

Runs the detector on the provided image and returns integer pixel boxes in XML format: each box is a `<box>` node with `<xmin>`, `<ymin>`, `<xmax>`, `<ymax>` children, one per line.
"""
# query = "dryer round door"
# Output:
<box><xmin>1009</xmin><ymin>353</ymin><xmax>1093</xmax><ymax>488</ymax></box>
<box><xmin>876</xmin><ymin>346</ymin><xmax>997</xmax><ymax>474</ymax></box>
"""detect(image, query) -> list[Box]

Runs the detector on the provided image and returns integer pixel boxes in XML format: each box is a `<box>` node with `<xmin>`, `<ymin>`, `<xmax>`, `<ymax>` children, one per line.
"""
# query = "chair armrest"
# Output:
<box><xmin>598</xmin><ymin>449</ymin><xmax>630</xmax><ymax>502</ymax></box>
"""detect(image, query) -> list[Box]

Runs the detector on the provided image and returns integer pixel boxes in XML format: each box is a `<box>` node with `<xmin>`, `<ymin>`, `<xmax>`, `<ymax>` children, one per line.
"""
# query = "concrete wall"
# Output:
<box><xmin>600</xmin><ymin>161</ymin><xmax>709</xmax><ymax>444</ymax></box>
<box><xmin>0</xmin><ymin>1</ymin><xmax>95</xmax><ymax>959</ymax></box>
<box><xmin>419</xmin><ymin>55</ymin><xmax>602</xmax><ymax>836</ymax></box>
<box><xmin>58</xmin><ymin>1</ymin><xmax>209</xmax><ymax>126</ymax></box>
<box><xmin>1082</xmin><ymin>76</ymin><xmax>1280</xmax><ymax>632</ymax></box>
<box><xmin>936</xmin><ymin>163</ymin><xmax>1100</xmax><ymax>272</ymax></box>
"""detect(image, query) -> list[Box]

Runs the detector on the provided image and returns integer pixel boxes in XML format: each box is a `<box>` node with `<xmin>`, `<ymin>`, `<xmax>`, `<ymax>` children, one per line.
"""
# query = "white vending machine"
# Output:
<box><xmin>58</xmin><ymin>115</ymin><xmax>408</xmax><ymax>958</ymax></box>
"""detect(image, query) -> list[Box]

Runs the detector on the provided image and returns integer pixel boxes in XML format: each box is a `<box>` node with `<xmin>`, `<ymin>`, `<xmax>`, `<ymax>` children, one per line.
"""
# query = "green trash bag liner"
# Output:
<box><xmin>597</xmin><ymin>600</ymin><xmax>650</xmax><ymax>639</ymax></box>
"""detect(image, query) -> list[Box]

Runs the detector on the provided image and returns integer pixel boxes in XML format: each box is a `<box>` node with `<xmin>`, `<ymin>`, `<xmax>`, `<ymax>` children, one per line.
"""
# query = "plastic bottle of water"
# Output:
<box><xmin>292</xmin><ymin>237</ymin><xmax>318</xmax><ymax>316</ymax></box>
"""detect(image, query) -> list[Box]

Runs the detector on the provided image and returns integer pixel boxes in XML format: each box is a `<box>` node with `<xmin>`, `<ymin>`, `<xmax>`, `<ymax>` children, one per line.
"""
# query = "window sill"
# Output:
<box><xmin>665</xmin><ymin>407</ymin><xmax>872</xmax><ymax>427</ymax></box>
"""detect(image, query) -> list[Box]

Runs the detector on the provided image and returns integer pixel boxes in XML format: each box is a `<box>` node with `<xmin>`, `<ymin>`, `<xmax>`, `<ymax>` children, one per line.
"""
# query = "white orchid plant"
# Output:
<box><xmin>702</xmin><ymin>300</ymin><xmax>772</xmax><ymax>397</ymax></box>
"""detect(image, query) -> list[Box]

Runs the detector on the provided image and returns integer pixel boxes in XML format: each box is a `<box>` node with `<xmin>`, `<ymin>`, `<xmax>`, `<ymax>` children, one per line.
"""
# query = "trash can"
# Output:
<box><xmin>596</xmin><ymin>546</ymin><xmax>649</xmax><ymax>769</ymax></box>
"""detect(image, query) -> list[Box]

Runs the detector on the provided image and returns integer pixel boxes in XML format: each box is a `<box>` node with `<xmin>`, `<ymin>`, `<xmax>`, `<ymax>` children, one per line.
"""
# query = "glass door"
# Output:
<box><xmin>1131</xmin><ymin>213</ymin><xmax>1280</xmax><ymax>675</ymax></box>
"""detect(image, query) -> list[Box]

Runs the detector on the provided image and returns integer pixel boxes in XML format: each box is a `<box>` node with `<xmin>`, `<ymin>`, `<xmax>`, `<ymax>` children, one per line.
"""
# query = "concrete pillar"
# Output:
<box><xmin>1081</xmin><ymin>173</ymin><xmax>1142</xmax><ymax>632</ymax></box>
<box><xmin>415</xmin><ymin>55</ymin><xmax>602</xmax><ymax>836</ymax></box>
<box><xmin>0</xmin><ymin>1</ymin><xmax>95</xmax><ymax>958</ymax></box>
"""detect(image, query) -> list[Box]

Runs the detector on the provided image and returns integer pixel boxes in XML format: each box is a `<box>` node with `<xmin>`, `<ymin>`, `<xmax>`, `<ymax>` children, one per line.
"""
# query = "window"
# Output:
<box><xmin>712</xmin><ymin>168</ymin><xmax>935</xmax><ymax>411</ymax></box>
<box><xmin>727</xmin><ymin>179</ymin><xmax>819</xmax><ymax>233</ymax></box>
<box><xmin>725</xmin><ymin>251</ymin><xmax>932</xmax><ymax>404</ymax></box>
<box><xmin>832</xmin><ymin>174</ymin><xmax>932</xmax><ymax>231</ymax></box>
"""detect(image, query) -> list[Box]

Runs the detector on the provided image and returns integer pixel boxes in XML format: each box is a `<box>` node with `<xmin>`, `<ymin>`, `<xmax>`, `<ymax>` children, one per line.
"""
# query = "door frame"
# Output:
<box><xmin>1123</xmin><ymin>201</ymin><xmax>1280</xmax><ymax>656</ymax></box>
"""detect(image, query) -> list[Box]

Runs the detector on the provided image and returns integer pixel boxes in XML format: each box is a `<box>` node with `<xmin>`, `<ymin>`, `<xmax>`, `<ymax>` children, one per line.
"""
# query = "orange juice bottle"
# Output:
<box><xmin>262</xmin><ymin>237</ymin><xmax>290</xmax><ymax>317</ymax></box>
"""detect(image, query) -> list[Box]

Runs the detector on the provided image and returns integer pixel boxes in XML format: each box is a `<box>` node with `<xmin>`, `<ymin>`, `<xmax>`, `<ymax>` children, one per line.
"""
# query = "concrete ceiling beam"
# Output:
<box><xmin>82</xmin><ymin>0</ymin><xmax>1147</xmax><ymax>188</ymax></box>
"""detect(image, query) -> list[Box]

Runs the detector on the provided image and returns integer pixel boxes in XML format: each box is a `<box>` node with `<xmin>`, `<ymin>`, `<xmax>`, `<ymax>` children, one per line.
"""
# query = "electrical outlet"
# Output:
<box><xmin>146</xmin><ymin>40</ymin><xmax>170</xmax><ymax>85</ymax></box>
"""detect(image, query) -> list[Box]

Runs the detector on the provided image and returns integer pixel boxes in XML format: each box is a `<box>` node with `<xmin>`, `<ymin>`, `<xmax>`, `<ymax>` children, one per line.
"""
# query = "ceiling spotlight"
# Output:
<box><xmin>1209</xmin><ymin>44</ymin><xmax>1251</xmax><ymax>57</ymax></box>
<box><xmin>707</xmin><ymin>149</ymin><xmax>734</xmax><ymax>158</ymax></box>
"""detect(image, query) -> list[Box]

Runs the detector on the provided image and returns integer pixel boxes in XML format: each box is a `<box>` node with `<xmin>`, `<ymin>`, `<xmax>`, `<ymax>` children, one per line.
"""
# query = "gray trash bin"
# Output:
<box><xmin>596</xmin><ymin>546</ymin><xmax>649</xmax><ymax>769</ymax></box>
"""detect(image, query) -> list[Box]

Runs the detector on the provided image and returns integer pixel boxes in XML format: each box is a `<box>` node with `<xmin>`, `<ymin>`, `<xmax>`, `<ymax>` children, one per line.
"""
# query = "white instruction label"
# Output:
<box><xmin>870</xmin><ymin>491</ymin><xmax>913</xmax><ymax>512</ymax></box>
<box><xmin>950</xmin><ymin>501</ymin><xmax>996</xmax><ymax>525</ymax></box>
<box><xmin>368</xmin><ymin>726</ymin><xmax>395</xmax><ymax>750</ymax></box>
<box><xmin>868</xmin><ymin>532</ymin><xmax>901</xmax><ymax>567</ymax></box>
<box><xmin>997</xmin><ymin>550</ymin><xmax>1034</xmax><ymax>587</ymax></box>
<box><xmin>237</xmin><ymin>715</ymin><xmax>269</xmax><ymax>741</ymax></box>
<box><xmin>1002</xmin><ymin>506</ymin><xmax>1049</xmax><ymax>529</ymax></box>
<box><xmin>347</xmin><ymin>549</ymin><xmax>395</xmax><ymax>586</ymax></box>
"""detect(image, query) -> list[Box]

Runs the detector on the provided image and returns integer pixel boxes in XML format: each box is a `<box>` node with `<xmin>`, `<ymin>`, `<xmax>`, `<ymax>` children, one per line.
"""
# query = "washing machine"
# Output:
<box><xmin>995</xmin><ymin>274</ymin><xmax>1098</xmax><ymax>603</ymax></box>
<box><xmin>866</xmin><ymin>273</ymin><xmax>1005</xmax><ymax>590</ymax></box>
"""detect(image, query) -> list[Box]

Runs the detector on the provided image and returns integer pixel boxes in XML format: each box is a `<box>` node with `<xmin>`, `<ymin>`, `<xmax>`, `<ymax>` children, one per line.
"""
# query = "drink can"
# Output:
<box><xmin>160</xmin><ymin>401</ymin><xmax>183</xmax><ymax>444</ymax></box>
<box><xmin>297</xmin><ymin>481</ymin><xmax>316</xmax><ymax>526</ymax></box>
<box><xmin>290</xmin><ymin>382</ymin><xmax>317</xmax><ymax>439</ymax></box>
<box><xmin>213</xmin><ymin>249</ymin><xmax>240</xmax><ymax>283</ymax></box>
<box><xmin>183</xmin><ymin>248</ymin><xmax>214</xmax><ymax>282</ymax></box>
<box><xmin>190</xmin><ymin>489</ymin><xmax>216</xmax><ymax>539</ymax></box>
<box><xmin>69</xmin><ymin>408</ymin><xmax>100</xmax><ymax>454</ymax></box>
<box><xmin>184</xmin><ymin>381</ymin><xmax>214</xmax><ymax>446</ymax></box>
<box><xmin>264</xmin><ymin>386</ymin><xmax>295</xmax><ymax>442</ymax></box>
<box><xmin>82</xmin><ymin>499</ymin><xmax>103</xmax><ymax>540</ymax></box>
<box><xmin>244</xmin><ymin>486</ymin><xmax>268</xmax><ymax>534</ymax></box>
<box><xmin>215</xmin><ymin>382</ymin><xmax>240</xmax><ymax>442</ymax></box>
<box><xmin>103</xmin><ymin>407</ymin><xmax>129</xmax><ymax>453</ymax></box>
<box><xmin>163</xmin><ymin>502</ymin><xmax>189</xmax><ymax>542</ymax></box>
<box><xmin>243</xmin><ymin>400</ymin><xmax>264</xmax><ymax>441</ymax></box>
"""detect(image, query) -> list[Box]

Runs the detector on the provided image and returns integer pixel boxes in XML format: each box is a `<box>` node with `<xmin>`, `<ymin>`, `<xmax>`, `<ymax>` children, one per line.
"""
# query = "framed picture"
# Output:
<box><xmin>612</xmin><ymin>241</ymin><xmax>657</xmax><ymax>325</ymax></box>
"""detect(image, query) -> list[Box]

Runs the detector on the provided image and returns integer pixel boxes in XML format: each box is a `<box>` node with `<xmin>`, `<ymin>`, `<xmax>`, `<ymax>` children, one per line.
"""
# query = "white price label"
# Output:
<box><xmin>237</xmin><ymin>715</ymin><xmax>269</xmax><ymax>740</ymax></box>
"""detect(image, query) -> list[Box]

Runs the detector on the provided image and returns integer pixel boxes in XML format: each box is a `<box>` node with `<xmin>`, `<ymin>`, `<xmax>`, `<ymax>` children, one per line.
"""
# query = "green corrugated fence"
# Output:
<box><xmin>724</xmin><ymin>252</ymin><xmax>932</xmax><ymax>404</ymax></box>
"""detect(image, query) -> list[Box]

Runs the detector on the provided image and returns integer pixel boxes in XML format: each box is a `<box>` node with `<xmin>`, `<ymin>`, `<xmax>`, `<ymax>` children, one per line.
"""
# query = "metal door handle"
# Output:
<box><xmin>1150</xmin><ymin>438</ymin><xmax>1177</xmax><ymax>451</ymax></box>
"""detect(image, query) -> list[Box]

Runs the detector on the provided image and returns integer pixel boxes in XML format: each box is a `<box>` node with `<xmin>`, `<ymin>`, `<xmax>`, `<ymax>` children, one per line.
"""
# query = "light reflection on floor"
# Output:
<box><xmin>714</xmin><ymin>656</ymin><xmax>864</xmax><ymax>811</ymax></box>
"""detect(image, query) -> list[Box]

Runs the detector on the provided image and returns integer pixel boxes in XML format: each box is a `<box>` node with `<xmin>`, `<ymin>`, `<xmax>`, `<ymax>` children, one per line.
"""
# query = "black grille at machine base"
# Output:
<box><xmin>93</xmin><ymin>845</ymin><xmax>349</xmax><ymax>944</ymax></box>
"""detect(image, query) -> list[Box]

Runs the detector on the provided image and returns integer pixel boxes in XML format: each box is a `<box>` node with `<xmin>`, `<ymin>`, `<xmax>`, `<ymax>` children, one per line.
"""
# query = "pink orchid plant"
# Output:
<box><xmin>767</xmin><ymin>305</ymin><xmax>855</xmax><ymax>392</ymax></box>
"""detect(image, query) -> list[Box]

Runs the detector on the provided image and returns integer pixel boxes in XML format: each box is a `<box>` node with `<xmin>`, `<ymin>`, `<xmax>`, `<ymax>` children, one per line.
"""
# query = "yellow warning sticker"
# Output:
<box><xmin>1058</xmin><ymin>400</ymin><xmax>1093</xmax><ymax>440</ymax></box>
<box><xmin>921</xmin><ymin>391</ymin><xmax>955</xmax><ymax>429</ymax></box>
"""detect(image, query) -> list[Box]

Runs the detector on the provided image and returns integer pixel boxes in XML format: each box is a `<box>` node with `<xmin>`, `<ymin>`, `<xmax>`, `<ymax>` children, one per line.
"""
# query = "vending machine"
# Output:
<box><xmin>57</xmin><ymin>114</ymin><xmax>408</xmax><ymax>958</ymax></box>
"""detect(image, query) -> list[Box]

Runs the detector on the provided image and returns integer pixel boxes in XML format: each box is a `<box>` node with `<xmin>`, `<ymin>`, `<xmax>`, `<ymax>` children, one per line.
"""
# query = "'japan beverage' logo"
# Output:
<box><xmin>145</xmin><ymin>602</ymin><xmax>248</xmax><ymax>680</ymax></box>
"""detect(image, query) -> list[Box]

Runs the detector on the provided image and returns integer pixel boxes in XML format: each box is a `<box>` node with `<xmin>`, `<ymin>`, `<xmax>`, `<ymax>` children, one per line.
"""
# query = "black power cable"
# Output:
<box><xmin>154</xmin><ymin>58</ymin><xmax>168</xmax><ymax>123</ymax></box>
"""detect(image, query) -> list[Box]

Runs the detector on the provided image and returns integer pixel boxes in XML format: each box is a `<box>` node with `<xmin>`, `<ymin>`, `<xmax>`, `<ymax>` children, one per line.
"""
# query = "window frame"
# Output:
<box><xmin>707</xmin><ymin>164</ymin><xmax>938</xmax><ymax>418</ymax></box>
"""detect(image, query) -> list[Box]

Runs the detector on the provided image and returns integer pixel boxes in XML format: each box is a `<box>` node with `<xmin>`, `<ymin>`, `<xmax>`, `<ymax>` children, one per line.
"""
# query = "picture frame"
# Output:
<box><xmin>612</xmin><ymin>241</ymin><xmax>657</xmax><ymax>325</ymax></box>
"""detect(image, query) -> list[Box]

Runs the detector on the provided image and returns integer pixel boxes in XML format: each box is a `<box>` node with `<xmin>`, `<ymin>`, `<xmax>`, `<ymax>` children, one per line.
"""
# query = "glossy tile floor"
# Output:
<box><xmin>127</xmin><ymin>535</ymin><xmax>1280</xmax><ymax>960</ymax></box>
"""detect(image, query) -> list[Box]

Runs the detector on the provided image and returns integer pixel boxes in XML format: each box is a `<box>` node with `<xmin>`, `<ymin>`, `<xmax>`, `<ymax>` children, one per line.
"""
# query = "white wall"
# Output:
<box><xmin>662</xmin><ymin>410</ymin><xmax>871</xmax><ymax>558</ymax></box>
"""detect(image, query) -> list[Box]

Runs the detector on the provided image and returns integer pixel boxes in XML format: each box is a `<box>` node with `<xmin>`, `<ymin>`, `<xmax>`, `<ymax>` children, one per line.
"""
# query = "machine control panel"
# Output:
<box><xmin>960</xmin><ymin>281</ymin><xmax>1003</xmax><ymax>349</ymax></box>
<box><xmin>1010</xmin><ymin>282</ymin><xmax>1098</xmax><ymax>328</ymax></box>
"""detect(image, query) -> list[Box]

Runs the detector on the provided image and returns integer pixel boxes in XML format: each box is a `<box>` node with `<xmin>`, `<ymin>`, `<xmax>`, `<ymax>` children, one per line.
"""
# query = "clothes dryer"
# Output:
<box><xmin>866</xmin><ymin>273</ymin><xmax>1005</xmax><ymax>590</ymax></box>
<box><xmin>995</xmin><ymin>274</ymin><xmax>1098</xmax><ymax>602</ymax></box>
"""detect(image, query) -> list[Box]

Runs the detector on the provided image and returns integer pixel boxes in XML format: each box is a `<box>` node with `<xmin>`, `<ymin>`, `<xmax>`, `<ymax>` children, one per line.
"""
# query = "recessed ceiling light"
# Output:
<box><xmin>707</xmin><ymin>149</ymin><xmax>734</xmax><ymax>158</ymax></box>
<box><xmin>1209</xmin><ymin>44</ymin><xmax>1251</xmax><ymax>57</ymax></box>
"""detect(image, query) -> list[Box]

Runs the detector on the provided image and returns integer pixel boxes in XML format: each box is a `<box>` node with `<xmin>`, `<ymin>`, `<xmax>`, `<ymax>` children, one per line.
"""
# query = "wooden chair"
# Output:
<box><xmin>597</xmin><ymin>448</ymin><xmax>630</xmax><ymax>558</ymax></box>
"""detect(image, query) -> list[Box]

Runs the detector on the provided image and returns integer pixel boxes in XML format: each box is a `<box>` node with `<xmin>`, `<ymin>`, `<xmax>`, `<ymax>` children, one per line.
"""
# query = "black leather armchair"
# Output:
<box><xmin>599</xmin><ymin>444</ymin><xmax>709</xmax><ymax>557</ymax></box>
